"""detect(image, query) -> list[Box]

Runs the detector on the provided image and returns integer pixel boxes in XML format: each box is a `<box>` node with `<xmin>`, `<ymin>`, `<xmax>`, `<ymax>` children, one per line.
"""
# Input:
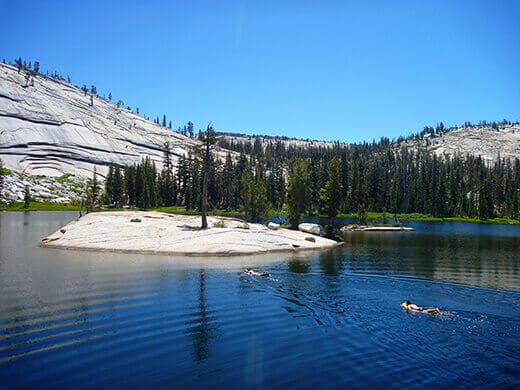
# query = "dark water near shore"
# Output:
<box><xmin>1</xmin><ymin>212</ymin><xmax>519</xmax><ymax>388</ymax></box>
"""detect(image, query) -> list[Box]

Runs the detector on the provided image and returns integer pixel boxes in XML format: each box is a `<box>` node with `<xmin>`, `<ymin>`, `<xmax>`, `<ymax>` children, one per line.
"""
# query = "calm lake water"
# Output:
<box><xmin>1</xmin><ymin>212</ymin><xmax>519</xmax><ymax>388</ymax></box>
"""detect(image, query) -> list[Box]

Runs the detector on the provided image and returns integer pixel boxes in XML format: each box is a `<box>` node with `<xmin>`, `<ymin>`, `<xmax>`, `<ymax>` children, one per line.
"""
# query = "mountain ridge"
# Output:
<box><xmin>1</xmin><ymin>60</ymin><xmax>519</xmax><ymax>203</ymax></box>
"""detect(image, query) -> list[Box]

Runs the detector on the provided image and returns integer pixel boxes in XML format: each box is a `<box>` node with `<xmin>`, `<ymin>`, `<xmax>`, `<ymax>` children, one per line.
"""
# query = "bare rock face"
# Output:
<box><xmin>0</xmin><ymin>62</ymin><xmax>199</xmax><ymax>180</ymax></box>
<box><xmin>428</xmin><ymin>125</ymin><xmax>520</xmax><ymax>162</ymax></box>
<box><xmin>401</xmin><ymin>124</ymin><xmax>520</xmax><ymax>163</ymax></box>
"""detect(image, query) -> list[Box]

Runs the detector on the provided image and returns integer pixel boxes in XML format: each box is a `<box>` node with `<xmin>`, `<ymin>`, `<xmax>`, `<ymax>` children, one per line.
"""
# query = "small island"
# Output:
<box><xmin>41</xmin><ymin>211</ymin><xmax>341</xmax><ymax>256</ymax></box>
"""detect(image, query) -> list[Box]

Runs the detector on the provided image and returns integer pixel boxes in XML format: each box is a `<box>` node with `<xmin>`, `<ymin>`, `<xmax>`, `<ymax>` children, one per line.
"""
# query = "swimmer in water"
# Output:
<box><xmin>401</xmin><ymin>300</ymin><xmax>440</xmax><ymax>315</ymax></box>
<box><xmin>244</xmin><ymin>268</ymin><xmax>271</xmax><ymax>277</ymax></box>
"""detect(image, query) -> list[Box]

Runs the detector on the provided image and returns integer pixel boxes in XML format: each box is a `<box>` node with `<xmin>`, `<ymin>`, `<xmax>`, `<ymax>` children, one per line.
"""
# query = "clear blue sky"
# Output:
<box><xmin>1</xmin><ymin>0</ymin><xmax>519</xmax><ymax>142</ymax></box>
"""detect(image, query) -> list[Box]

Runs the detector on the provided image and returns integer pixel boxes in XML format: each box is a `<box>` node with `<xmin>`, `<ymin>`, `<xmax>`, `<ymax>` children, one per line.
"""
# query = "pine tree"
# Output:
<box><xmin>86</xmin><ymin>166</ymin><xmax>101</xmax><ymax>211</ymax></box>
<box><xmin>135</xmin><ymin>163</ymin><xmax>145</xmax><ymax>208</ymax></box>
<box><xmin>357</xmin><ymin>203</ymin><xmax>368</xmax><ymax>225</ymax></box>
<box><xmin>176</xmin><ymin>155</ymin><xmax>188</xmax><ymax>207</ymax></box>
<box><xmin>113</xmin><ymin>165</ymin><xmax>123</xmax><ymax>207</ymax></box>
<box><xmin>287</xmin><ymin>158</ymin><xmax>309</xmax><ymax>229</ymax></box>
<box><xmin>23</xmin><ymin>185</ymin><xmax>31</xmax><ymax>208</ymax></box>
<box><xmin>90</xmin><ymin>85</ymin><xmax>97</xmax><ymax>106</ymax></box>
<box><xmin>222</xmin><ymin>152</ymin><xmax>234</xmax><ymax>210</ymax></box>
<box><xmin>105</xmin><ymin>165</ymin><xmax>114</xmax><ymax>204</ymax></box>
<box><xmin>147</xmin><ymin>158</ymin><xmax>158</xmax><ymax>208</ymax></box>
<box><xmin>319</xmin><ymin>156</ymin><xmax>342</xmax><ymax>229</ymax></box>
<box><xmin>125</xmin><ymin>165</ymin><xmax>136</xmax><ymax>206</ymax></box>
<box><xmin>91</xmin><ymin>166</ymin><xmax>100</xmax><ymax>204</ymax></box>
<box><xmin>193</xmin><ymin>125</ymin><xmax>218</xmax><ymax>228</ymax></box>
<box><xmin>340</xmin><ymin>148</ymin><xmax>349</xmax><ymax>211</ymax></box>
<box><xmin>159</xmin><ymin>142</ymin><xmax>176</xmax><ymax>206</ymax></box>
<box><xmin>189</xmin><ymin>156</ymin><xmax>200</xmax><ymax>210</ymax></box>
<box><xmin>242</xmin><ymin>166</ymin><xmax>269</xmax><ymax>223</ymax></box>
<box><xmin>15</xmin><ymin>57</ymin><xmax>22</xmax><ymax>73</ymax></box>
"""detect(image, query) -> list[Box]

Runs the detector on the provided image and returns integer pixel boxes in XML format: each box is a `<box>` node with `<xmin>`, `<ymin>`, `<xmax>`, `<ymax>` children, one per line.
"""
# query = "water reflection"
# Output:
<box><xmin>318</xmin><ymin>249</ymin><xmax>344</xmax><ymax>276</ymax></box>
<box><xmin>341</xmin><ymin>231</ymin><xmax>520</xmax><ymax>289</ymax></box>
<box><xmin>287</xmin><ymin>256</ymin><xmax>310</xmax><ymax>274</ymax></box>
<box><xmin>191</xmin><ymin>269</ymin><xmax>211</xmax><ymax>361</ymax></box>
<box><xmin>0</xmin><ymin>212</ymin><xmax>519</xmax><ymax>389</ymax></box>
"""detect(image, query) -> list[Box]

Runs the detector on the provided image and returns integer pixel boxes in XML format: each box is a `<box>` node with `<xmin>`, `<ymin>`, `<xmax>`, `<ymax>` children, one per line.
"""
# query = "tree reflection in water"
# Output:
<box><xmin>288</xmin><ymin>256</ymin><xmax>310</xmax><ymax>274</ymax></box>
<box><xmin>191</xmin><ymin>268</ymin><xmax>211</xmax><ymax>362</ymax></box>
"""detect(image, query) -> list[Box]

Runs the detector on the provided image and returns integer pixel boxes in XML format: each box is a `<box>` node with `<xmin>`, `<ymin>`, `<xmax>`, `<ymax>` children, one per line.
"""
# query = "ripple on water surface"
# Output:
<box><xmin>0</xmin><ymin>212</ymin><xmax>519</xmax><ymax>388</ymax></box>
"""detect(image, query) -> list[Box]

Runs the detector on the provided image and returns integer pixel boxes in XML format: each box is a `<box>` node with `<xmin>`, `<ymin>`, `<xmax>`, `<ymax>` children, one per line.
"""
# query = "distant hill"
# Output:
<box><xmin>399</xmin><ymin>123</ymin><xmax>520</xmax><ymax>162</ymax></box>
<box><xmin>217</xmin><ymin>123</ymin><xmax>520</xmax><ymax>163</ymax></box>
<box><xmin>216</xmin><ymin>131</ymin><xmax>348</xmax><ymax>151</ymax></box>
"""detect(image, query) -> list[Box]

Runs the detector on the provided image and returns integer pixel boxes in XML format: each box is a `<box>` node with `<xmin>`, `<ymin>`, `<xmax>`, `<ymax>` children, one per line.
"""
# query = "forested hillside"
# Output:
<box><xmin>104</xmin><ymin>126</ymin><xmax>520</xmax><ymax>223</ymax></box>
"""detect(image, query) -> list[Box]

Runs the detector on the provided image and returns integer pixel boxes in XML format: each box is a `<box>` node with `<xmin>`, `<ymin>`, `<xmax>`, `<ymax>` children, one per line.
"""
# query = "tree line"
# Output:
<box><xmin>102</xmin><ymin>138</ymin><xmax>273</xmax><ymax>223</ymax></box>
<box><xmin>99</xmin><ymin>128</ymin><xmax>520</xmax><ymax>226</ymax></box>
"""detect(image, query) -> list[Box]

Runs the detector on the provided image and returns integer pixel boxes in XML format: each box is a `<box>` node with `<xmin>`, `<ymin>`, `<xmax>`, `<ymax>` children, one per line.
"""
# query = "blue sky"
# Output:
<box><xmin>1</xmin><ymin>0</ymin><xmax>519</xmax><ymax>142</ymax></box>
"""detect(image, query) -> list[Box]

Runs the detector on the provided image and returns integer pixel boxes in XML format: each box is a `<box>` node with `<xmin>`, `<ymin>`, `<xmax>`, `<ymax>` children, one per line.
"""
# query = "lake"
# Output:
<box><xmin>1</xmin><ymin>212</ymin><xmax>519</xmax><ymax>388</ymax></box>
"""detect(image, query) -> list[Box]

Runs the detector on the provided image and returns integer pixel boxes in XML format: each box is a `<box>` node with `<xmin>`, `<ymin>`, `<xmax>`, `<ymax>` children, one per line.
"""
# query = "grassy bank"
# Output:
<box><xmin>0</xmin><ymin>202</ymin><xmax>247</xmax><ymax>218</ymax></box>
<box><xmin>1</xmin><ymin>202</ymin><xmax>519</xmax><ymax>225</ymax></box>
<box><xmin>155</xmin><ymin>206</ymin><xmax>245</xmax><ymax>219</ymax></box>
<box><xmin>332</xmin><ymin>212</ymin><xmax>520</xmax><ymax>225</ymax></box>
<box><xmin>0</xmin><ymin>201</ymin><xmax>82</xmax><ymax>211</ymax></box>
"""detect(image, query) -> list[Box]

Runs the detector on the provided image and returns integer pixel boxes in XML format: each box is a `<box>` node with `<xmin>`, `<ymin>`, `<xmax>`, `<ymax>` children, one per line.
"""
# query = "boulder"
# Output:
<box><xmin>267</xmin><ymin>222</ymin><xmax>280</xmax><ymax>230</ymax></box>
<box><xmin>298</xmin><ymin>223</ymin><xmax>323</xmax><ymax>236</ymax></box>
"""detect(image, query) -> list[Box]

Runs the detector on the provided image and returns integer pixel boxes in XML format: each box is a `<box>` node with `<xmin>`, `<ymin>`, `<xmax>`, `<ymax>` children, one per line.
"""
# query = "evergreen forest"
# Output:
<box><xmin>102</xmin><ymin>124</ymin><xmax>520</xmax><ymax>225</ymax></box>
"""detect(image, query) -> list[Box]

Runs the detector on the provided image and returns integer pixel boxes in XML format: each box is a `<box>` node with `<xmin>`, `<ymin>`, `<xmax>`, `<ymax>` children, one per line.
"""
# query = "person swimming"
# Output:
<box><xmin>244</xmin><ymin>268</ymin><xmax>271</xmax><ymax>277</ymax></box>
<box><xmin>401</xmin><ymin>300</ymin><xmax>440</xmax><ymax>315</ymax></box>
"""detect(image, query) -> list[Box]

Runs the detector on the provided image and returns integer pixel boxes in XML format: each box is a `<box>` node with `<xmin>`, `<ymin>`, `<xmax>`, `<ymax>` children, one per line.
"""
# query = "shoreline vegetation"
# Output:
<box><xmin>2</xmin><ymin>201</ymin><xmax>519</xmax><ymax>225</ymax></box>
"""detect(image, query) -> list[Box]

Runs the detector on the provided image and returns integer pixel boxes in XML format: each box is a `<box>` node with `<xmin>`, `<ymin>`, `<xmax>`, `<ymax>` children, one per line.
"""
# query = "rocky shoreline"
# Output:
<box><xmin>41</xmin><ymin>211</ymin><xmax>341</xmax><ymax>256</ymax></box>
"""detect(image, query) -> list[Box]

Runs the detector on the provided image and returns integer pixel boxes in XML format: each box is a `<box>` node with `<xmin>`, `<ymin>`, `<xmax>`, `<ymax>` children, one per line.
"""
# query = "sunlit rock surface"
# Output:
<box><xmin>401</xmin><ymin>124</ymin><xmax>520</xmax><ymax>163</ymax></box>
<box><xmin>0</xmin><ymin>62</ymin><xmax>198</xmax><ymax>179</ymax></box>
<box><xmin>41</xmin><ymin>211</ymin><xmax>341</xmax><ymax>256</ymax></box>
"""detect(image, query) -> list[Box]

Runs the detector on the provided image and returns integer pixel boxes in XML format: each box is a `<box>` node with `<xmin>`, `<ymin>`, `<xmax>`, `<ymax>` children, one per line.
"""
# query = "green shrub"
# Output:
<box><xmin>0</xmin><ymin>167</ymin><xmax>12</xmax><ymax>175</ymax></box>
